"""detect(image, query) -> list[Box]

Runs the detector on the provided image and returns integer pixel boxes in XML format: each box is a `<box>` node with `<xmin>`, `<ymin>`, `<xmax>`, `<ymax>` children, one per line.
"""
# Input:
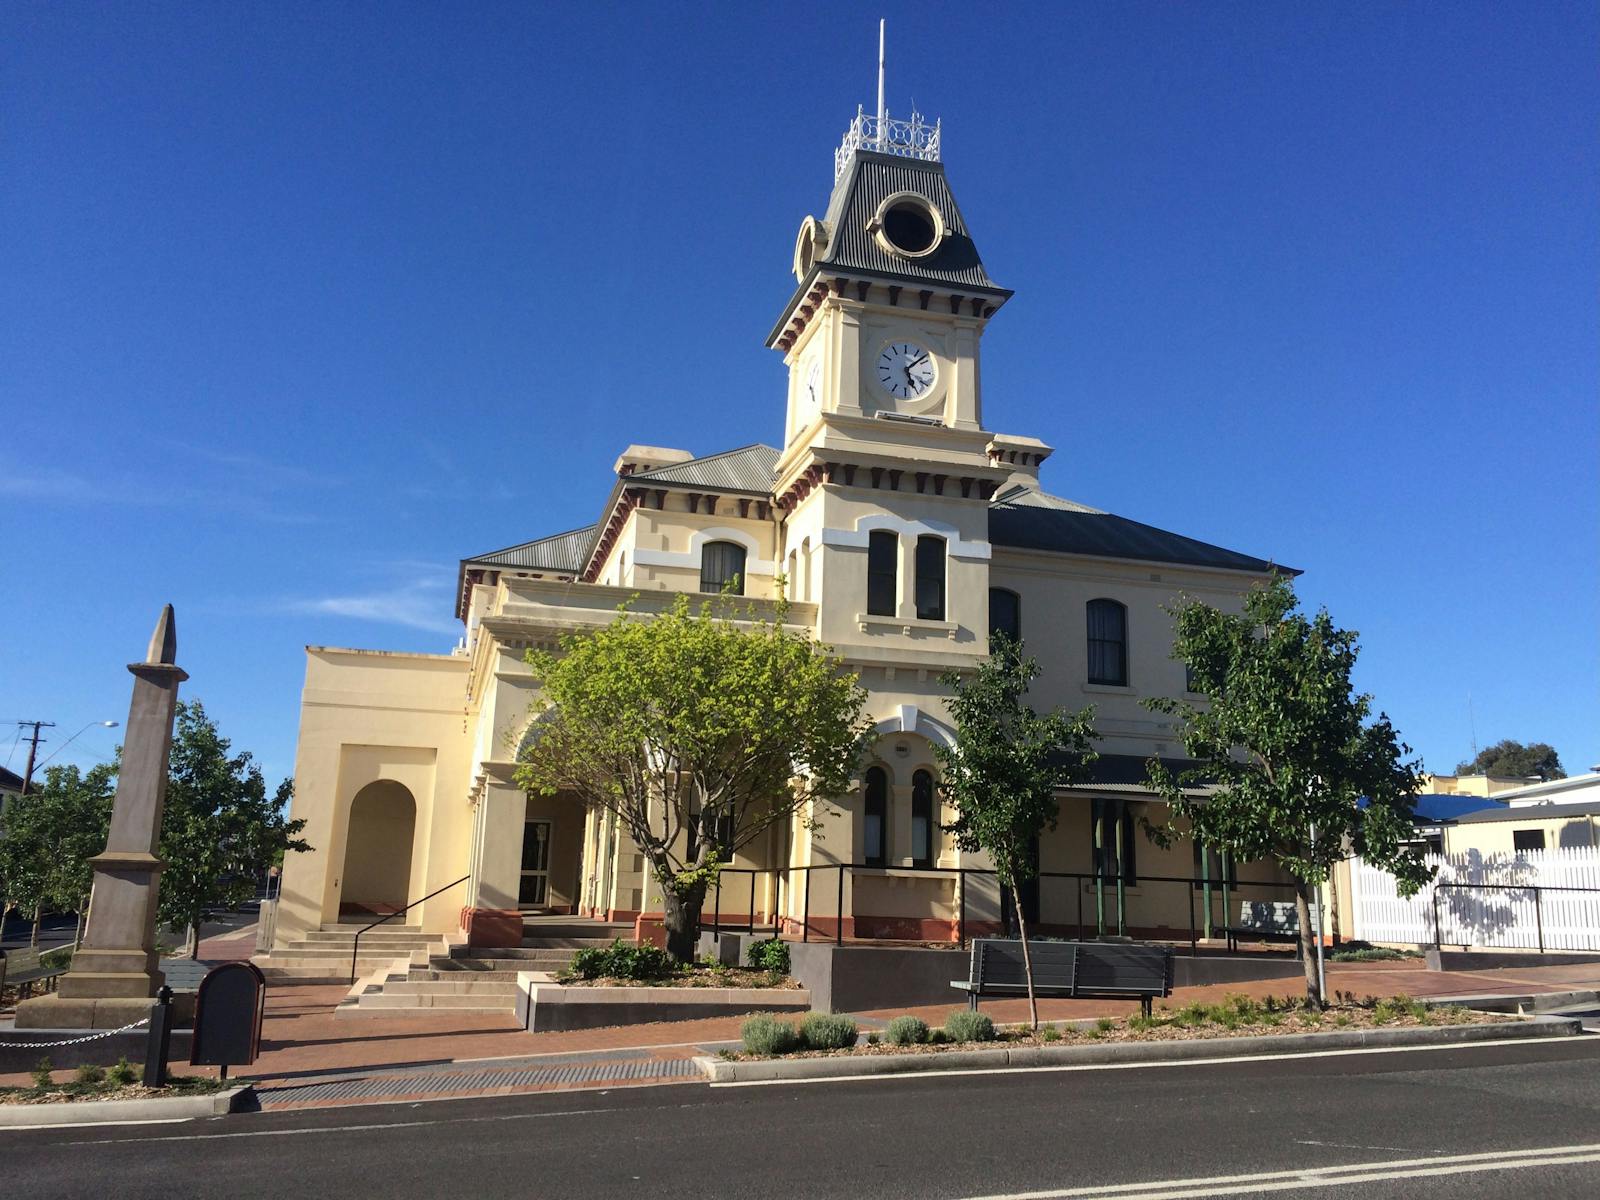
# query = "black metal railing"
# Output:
<box><xmin>348</xmin><ymin>875</ymin><xmax>470</xmax><ymax>983</ymax></box>
<box><xmin>702</xmin><ymin>862</ymin><xmax>1303</xmax><ymax>958</ymax></box>
<box><xmin>1431</xmin><ymin>881</ymin><xmax>1600</xmax><ymax>954</ymax></box>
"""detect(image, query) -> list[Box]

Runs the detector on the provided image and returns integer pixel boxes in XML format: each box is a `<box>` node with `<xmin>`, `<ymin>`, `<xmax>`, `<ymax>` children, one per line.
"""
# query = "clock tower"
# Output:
<box><xmin>766</xmin><ymin>104</ymin><xmax>1015</xmax><ymax>668</ymax></box>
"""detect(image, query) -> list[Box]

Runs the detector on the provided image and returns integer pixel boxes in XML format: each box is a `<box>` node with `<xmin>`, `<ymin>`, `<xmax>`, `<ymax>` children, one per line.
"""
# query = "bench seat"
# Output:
<box><xmin>952</xmin><ymin>939</ymin><xmax>1174</xmax><ymax>1017</ymax></box>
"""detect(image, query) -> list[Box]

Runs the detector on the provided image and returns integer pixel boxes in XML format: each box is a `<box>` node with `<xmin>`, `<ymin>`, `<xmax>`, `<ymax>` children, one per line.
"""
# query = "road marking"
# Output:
<box><xmin>24</xmin><ymin>1105</ymin><xmax>614</xmax><ymax>1147</ymax></box>
<box><xmin>0</xmin><ymin>1117</ymin><xmax>192</xmax><ymax>1133</ymax></box>
<box><xmin>957</xmin><ymin>1142</ymin><xmax>1600</xmax><ymax>1199</ymax></box>
<box><xmin>709</xmin><ymin>1033</ymin><xmax>1586</xmax><ymax>1087</ymax></box>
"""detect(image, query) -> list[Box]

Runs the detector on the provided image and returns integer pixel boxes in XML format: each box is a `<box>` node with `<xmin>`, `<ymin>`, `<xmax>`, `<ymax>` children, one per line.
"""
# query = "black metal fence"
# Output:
<box><xmin>704</xmin><ymin>863</ymin><xmax>1305</xmax><ymax>958</ymax></box>
<box><xmin>1431</xmin><ymin>881</ymin><xmax>1600</xmax><ymax>954</ymax></box>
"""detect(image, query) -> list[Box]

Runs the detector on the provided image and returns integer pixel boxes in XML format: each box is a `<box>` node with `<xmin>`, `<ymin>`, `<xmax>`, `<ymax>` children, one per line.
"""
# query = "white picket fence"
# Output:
<box><xmin>1350</xmin><ymin>847</ymin><xmax>1600</xmax><ymax>951</ymax></box>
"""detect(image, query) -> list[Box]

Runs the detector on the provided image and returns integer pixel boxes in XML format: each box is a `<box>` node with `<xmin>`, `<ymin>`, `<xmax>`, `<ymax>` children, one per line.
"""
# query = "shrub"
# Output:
<box><xmin>866</xmin><ymin>1033</ymin><xmax>880</xmax><ymax>1046</ymax></box>
<box><xmin>741</xmin><ymin>1014</ymin><xmax>800</xmax><ymax>1056</ymax></box>
<box><xmin>943</xmin><ymin>1011</ymin><xmax>996</xmax><ymax>1044</ymax></box>
<box><xmin>746</xmin><ymin>937</ymin><xmax>791</xmax><ymax>974</ymax></box>
<box><xmin>30</xmin><ymin>1058</ymin><xmax>53</xmax><ymax>1089</ymax></box>
<box><xmin>566</xmin><ymin>938</ymin><xmax>678</xmax><ymax>982</ymax></box>
<box><xmin>801</xmin><ymin>1013</ymin><xmax>858</xmax><ymax>1050</ymax></box>
<box><xmin>75</xmin><ymin>1063</ymin><xmax>106</xmax><ymax>1085</ymax></box>
<box><xmin>1040</xmin><ymin>1025</ymin><xmax>1062</xmax><ymax>1043</ymax></box>
<box><xmin>885</xmin><ymin>1015</ymin><xmax>929</xmax><ymax>1046</ymax></box>
<box><xmin>108</xmin><ymin>1057</ymin><xmax>138</xmax><ymax>1086</ymax></box>
<box><xmin>1095</xmin><ymin>1017</ymin><xmax>1115</xmax><ymax>1033</ymax></box>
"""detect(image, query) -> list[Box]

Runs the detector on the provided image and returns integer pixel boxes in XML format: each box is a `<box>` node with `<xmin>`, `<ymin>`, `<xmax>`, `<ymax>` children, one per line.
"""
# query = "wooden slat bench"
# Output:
<box><xmin>1230</xmin><ymin>901</ymin><xmax>1300</xmax><ymax>942</ymax></box>
<box><xmin>0</xmin><ymin>947</ymin><xmax>70</xmax><ymax>1006</ymax></box>
<box><xmin>951</xmin><ymin>939</ymin><xmax>1175</xmax><ymax>1017</ymax></box>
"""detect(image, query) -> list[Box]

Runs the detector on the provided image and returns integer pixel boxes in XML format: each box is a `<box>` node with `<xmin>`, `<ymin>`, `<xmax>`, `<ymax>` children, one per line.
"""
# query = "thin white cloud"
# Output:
<box><xmin>282</xmin><ymin>577</ymin><xmax>459</xmax><ymax>636</ymax></box>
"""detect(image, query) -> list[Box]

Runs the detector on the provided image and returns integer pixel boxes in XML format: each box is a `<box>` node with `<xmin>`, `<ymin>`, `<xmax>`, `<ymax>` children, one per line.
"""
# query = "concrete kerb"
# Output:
<box><xmin>695</xmin><ymin>1014</ymin><xmax>1584</xmax><ymax>1083</ymax></box>
<box><xmin>0</xmin><ymin>1085</ymin><xmax>252</xmax><ymax>1128</ymax></box>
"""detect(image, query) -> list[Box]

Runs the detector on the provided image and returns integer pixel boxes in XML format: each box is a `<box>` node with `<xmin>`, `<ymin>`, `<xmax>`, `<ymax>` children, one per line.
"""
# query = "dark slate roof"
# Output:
<box><xmin>465</xmin><ymin>525</ymin><xmax>596</xmax><ymax>573</ymax></box>
<box><xmin>628</xmin><ymin>444</ymin><xmax>781</xmax><ymax>493</ymax></box>
<box><xmin>1451</xmin><ymin>798</ymin><xmax>1600</xmax><ymax>823</ymax></box>
<box><xmin>817</xmin><ymin>151</ymin><xmax>1004</xmax><ymax>291</ymax></box>
<box><xmin>989</xmin><ymin>485</ymin><xmax>1293</xmax><ymax>576</ymax></box>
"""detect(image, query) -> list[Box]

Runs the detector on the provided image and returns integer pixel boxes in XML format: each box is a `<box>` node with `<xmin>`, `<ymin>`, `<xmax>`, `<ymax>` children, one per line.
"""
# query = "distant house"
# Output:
<box><xmin>1442</xmin><ymin>773</ymin><xmax>1600</xmax><ymax>857</ymax></box>
<box><xmin>1419</xmin><ymin>772</ymin><xmax>1535</xmax><ymax>798</ymax></box>
<box><xmin>0</xmin><ymin>766</ymin><xmax>23</xmax><ymax>818</ymax></box>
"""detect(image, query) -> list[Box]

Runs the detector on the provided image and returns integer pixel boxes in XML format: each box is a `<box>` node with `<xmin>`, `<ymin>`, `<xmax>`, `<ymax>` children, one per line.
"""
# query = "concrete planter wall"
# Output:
<box><xmin>516</xmin><ymin>972</ymin><xmax>810</xmax><ymax>1032</ymax></box>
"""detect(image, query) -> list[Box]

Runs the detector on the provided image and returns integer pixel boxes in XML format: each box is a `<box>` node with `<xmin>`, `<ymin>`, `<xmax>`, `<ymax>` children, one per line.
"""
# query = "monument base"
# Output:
<box><xmin>12</xmin><ymin>991</ymin><xmax>195</xmax><ymax>1030</ymax></box>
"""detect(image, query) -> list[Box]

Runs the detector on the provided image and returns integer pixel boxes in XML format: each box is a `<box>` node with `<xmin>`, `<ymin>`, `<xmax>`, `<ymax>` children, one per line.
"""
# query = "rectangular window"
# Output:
<box><xmin>699</xmin><ymin>541</ymin><xmax>746</xmax><ymax>595</ymax></box>
<box><xmin>1087</xmin><ymin>599</ymin><xmax>1128</xmax><ymax>686</ymax></box>
<box><xmin>867</xmin><ymin>531</ymin><xmax>898</xmax><ymax>616</ymax></box>
<box><xmin>989</xmin><ymin>588</ymin><xmax>1021</xmax><ymax>643</ymax></box>
<box><xmin>1513</xmin><ymin>829</ymin><xmax>1546</xmax><ymax>852</ymax></box>
<box><xmin>911</xmin><ymin>771</ymin><xmax>935</xmax><ymax>869</ymax></box>
<box><xmin>915</xmin><ymin>535</ymin><xmax>946</xmax><ymax>621</ymax></box>
<box><xmin>863</xmin><ymin>768</ymin><xmax>888</xmax><ymax>868</ymax></box>
<box><xmin>1091</xmin><ymin>797</ymin><xmax>1138</xmax><ymax>884</ymax></box>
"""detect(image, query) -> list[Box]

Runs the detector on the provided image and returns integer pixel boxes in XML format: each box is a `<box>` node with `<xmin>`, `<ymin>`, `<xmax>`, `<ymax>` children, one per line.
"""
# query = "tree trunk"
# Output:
<box><xmin>661</xmin><ymin>883</ymin><xmax>708</xmax><ymax>963</ymax></box>
<box><xmin>29</xmin><ymin>902</ymin><xmax>41</xmax><ymax>948</ymax></box>
<box><xmin>73</xmin><ymin>906</ymin><xmax>85</xmax><ymax>951</ymax></box>
<box><xmin>1294</xmin><ymin>879</ymin><xmax>1321</xmax><ymax>1009</ymax></box>
<box><xmin>188</xmin><ymin>922</ymin><xmax>201</xmax><ymax>960</ymax></box>
<box><xmin>1012</xmin><ymin>886</ymin><xmax>1040</xmax><ymax>1031</ymax></box>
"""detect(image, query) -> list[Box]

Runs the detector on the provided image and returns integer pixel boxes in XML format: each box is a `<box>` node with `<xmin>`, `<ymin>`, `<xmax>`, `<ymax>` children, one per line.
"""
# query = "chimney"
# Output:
<box><xmin>612</xmin><ymin>445</ymin><xmax>695</xmax><ymax>477</ymax></box>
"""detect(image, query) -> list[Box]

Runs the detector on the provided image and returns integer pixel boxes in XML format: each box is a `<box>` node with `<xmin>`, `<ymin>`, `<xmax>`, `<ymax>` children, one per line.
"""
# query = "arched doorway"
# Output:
<box><xmin>341</xmin><ymin>780</ymin><xmax>416</xmax><ymax>915</ymax></box>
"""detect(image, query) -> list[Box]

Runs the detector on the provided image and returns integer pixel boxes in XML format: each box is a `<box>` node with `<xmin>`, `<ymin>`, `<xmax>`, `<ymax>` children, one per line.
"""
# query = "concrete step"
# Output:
<box><xmin>269</xmin><ymin>945</ymin><xmax>429</xmax><ymax>959</ymax></box>
<box><xmin>383</xmin><ymin>979</ymin><xmax>522</xmax><ymax>996</ymax></box>
<box><xmin>416</xmin><ymin>969</ymin><xmax>526</xmax><ymax>983</ymax></box>
<box><xmin>320</xmin><ymin>923</ymin><xmax>422</xmax><ymax>933</ymax></box>
<box><xmin>357</xmin><ymin>991</ymin><xmax>517</xmax><ymax>1010</ymax></box>
<box><xmin>519</xmin><ymin>936</ymin><xmax>623</xmax><ymax>950</ymax></box>
<box><xmin>447</xmin><ymin>944</ymin><xmax>587</xmax><ymax>961</ymax></box>
<box><xmin>301</xmin><ymin>930</ymin><xmax>437</xmax><ymax>945</ymax></box>
<box><xmin>336</xmin><ymin>1003</ymin><xmax>514</xmax><ymax>1019</ymax></box>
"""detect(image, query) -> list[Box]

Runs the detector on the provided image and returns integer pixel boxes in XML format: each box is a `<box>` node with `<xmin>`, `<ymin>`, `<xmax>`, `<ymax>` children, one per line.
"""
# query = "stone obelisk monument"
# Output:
<box><xmin>16</xmin><ymin>606</ymin><xmax>187</xmax><ymax>1029</ymax></box>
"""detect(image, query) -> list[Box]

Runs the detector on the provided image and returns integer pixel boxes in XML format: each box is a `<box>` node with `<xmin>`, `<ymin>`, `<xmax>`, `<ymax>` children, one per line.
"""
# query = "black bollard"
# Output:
<box><xmin>143</xmin><ymin>985</ymin><xmax>174</xmax><ymax>1088</ymax></box>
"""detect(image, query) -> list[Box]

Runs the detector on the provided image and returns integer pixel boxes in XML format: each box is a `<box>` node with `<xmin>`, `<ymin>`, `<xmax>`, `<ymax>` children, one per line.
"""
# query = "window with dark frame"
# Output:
<box><xmin>863</xmin><ymin>767</ymin><xmax>888</xmax><ymax>867</ymax></box>
<box><xmin>1513</xmin><ymin>828</ymin><xmax>1546</xmax><ymax>852</ymax></box>
<box><xmin>911</xmin><ymin>770</ymin><xmax>935</xmax><ymax>868</ymax></box>
<box><xmin>867</xmin><ymin>531</ymin><xmax>898</xmax><ymax>617</ymax></box>
<box><xmin>1091</xmin><ymin>796</ymin><xmax>1138</xmax><ymax>884</ymax></box>
<box><xmin>699</xmin><ymin>540</ymin><xmax>747</xmax><ymax>595</ymax></box>
<box><xmin>915</xmin><ymin>535</ymin><xmax>946</xmax><ymax>621</ymax></box>
<box><xmin>989</xmin><ymin>587</ymin><xmax>1021</xmax><ymax>643</ymax></box>
<box><xmin>1087</xmin><ymin>598</ymin><xmax>1128</xmax><ymax>686</ymax></box>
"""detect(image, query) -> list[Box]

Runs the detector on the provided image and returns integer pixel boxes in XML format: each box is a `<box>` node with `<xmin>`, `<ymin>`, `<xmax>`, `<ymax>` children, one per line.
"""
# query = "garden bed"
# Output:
<box><xmin>561</xmin><ymin>966</ymin><xmax>798</xmax><ymax>990</ymax></box>
<box><xmin>721</xmin><ymin>994</ymin><xmax>1509</xmax><ymax>1062</ymax></box>
<box><xmin>2</xmin><ymin>1063</ymin><xmax>234</xmax><ymax>1107</ymax></box>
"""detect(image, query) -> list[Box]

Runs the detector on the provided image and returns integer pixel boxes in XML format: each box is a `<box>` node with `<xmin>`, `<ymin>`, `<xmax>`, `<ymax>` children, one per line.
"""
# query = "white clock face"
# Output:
<box><xmin>877</xmin><ymin>342</ymin><xmax>936</xmax><ymax>400</ymax></box>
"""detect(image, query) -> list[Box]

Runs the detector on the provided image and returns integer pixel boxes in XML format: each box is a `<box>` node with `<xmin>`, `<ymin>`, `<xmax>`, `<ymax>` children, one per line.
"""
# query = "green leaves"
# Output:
<box><xmin>0</xmin><ymin>763</ymin><xmax>115</xmax><ymax>922</ymax></box>
<box><xmin>156</xmin><ymin>701</ymin><xmax>309</xmax><ymax>949</ymax></box>
<box><xmin>936</xmin><ymin>635</ymin><xmax>1098</xmax><ymax>890</ymax></box>
<box><xmin>515</xmin><ymin>594</ymin><xmax>871</xmax><ymax>957</ymax></box>
<box><xmin>1144</xmin><ymin>575</ymin><xmax>1429</xmax><ymax>894</ymax></box>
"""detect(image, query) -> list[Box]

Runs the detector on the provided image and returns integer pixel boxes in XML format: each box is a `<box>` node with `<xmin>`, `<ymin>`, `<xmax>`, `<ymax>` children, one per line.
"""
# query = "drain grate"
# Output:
<box><xmin>255</xmin><ymin>1055</ymin><xmax>700</xmax><ymax>1107</ymax></box>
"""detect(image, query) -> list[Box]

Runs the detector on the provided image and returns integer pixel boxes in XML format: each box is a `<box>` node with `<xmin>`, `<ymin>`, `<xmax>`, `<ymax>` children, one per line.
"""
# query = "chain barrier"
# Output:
<box><xmin>0</xmin><ymin>1017</ymin><xmax>149</xmax><ymax>1049</ymax></box>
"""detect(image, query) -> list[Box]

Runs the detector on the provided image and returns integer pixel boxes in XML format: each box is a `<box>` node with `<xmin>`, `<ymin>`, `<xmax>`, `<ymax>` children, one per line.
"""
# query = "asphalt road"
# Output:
<box><xmin>4</xmin><ymin>1036</ymin><xmax>1600</xmax><ymax>1199</ymax></box>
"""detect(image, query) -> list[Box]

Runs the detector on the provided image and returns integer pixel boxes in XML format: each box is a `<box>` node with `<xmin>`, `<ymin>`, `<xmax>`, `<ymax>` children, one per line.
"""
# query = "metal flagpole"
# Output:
<box><xmin>876</xmin><ymin>19</ymin><xmax>886</xmax><ymax>147</ymax></box>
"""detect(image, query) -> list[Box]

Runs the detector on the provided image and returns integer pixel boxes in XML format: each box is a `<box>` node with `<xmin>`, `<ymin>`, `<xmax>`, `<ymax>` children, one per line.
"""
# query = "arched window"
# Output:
<box><xmin>915</xmin><ymin>535</ymin><xmax>946</xmax><ymax>621</ymax></box>
<box><xmin>989</xmin><ymin>588</ymin><xmax>1021</xmax><ymax>644</ymax></box>
<box><xmin>911</xmin><ymin>770</ymin><xmax>935</xmax><ymax>868</ymax></box>
<box><xmin>700</xmin><ymin>540</ymin><xmax>747</xmax><ymax>595</ymax></box>
<box><xmin>1086</xmin><ymin>598</ymin><xmax>1128</xmax><ymax>685</ymax></box>
<box><xmin>867</xmin><ymin>530</ymin><xmax>897</xmax><ymax>616</ymax></box>
<box><xmin>863</xmin><ymin>767</ymin><xmax>888</xmax><ymax>867</ymax></box>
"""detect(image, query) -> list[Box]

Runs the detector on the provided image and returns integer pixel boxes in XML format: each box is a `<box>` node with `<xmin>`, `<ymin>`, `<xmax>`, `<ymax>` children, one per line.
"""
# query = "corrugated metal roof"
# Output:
<box><xmin>628</xmin><ymin>444</ymin><xmax>780</xmax><ymax>493</ymax></box>
<box><xmin>465</xmin><ymin>524</ymin><xmax>596</xmax><ymax>573</ymax></box>
<box><xmin>817</xmin><ymin>151</ymin><xmax>1002</xmax><ymax>290</ymax></box>
<box><xmin>1451</xmin><ymin>797</ymin><xmax>1600</xmax><ymax>823</ymax></box>
<box><xmin>989</xmin><ymin>486</ymin><xmax>1289</xmax><ymax>575</ymax></box>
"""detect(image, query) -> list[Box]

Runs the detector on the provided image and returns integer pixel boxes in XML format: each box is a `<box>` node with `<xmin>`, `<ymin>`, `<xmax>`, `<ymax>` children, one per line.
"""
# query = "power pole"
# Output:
<box><xmin>16</xmin><ymin>721</ymin><xmax>55</xmax><ymax>796</ymax></box>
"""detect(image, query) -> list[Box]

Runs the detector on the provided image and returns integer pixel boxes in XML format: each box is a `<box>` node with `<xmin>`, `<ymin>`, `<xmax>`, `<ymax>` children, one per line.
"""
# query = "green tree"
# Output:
<box><xmin>936</xmin><ymin>636</ymin><xmax>1098</xmax><ymax>1030</ymax></box>
<box><xmin>0</xmin><ymin>764</ymin><xmax>114</xmax><ymax>947</ymax></box>
<box><xmin>1145</xmin><ymin>575</ymin><xmax>1430</xmax><ymax>1007</ymax></box>
<box><xmin>516</xmin><ymin>594</ymin><xmax>872</xmax><ymax>961</ymax></box>
<box><xmin>1455</xmin><ymin>740</ymin><xmax>1565</xmax><ymax>781</ymax></box>
<box><xmin>158</xmin><ymin>702</ymin><xmax>308</xmax><ymax>957</ymax></box>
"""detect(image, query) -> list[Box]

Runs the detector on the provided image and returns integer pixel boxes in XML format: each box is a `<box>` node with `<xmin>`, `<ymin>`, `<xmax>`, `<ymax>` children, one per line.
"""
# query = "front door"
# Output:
<box><xmin>519</xmin><ymin>819</ymin><xmax>552</xmax><ymax>908</ymax></box>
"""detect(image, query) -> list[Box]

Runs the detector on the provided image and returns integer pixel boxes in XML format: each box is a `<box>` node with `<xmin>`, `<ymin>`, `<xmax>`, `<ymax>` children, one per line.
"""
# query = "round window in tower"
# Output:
<box><xmin>871</xmin><ymin>193</ymin><xmax>946</xmax><ymax>260</ymax></box>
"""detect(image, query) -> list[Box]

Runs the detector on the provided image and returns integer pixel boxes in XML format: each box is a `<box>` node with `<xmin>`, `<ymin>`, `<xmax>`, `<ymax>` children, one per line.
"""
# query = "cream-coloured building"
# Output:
<box><xmin>276</xmin><ymin>108</ymin><xmax>1297</xmax><ymax>954</ymax></box>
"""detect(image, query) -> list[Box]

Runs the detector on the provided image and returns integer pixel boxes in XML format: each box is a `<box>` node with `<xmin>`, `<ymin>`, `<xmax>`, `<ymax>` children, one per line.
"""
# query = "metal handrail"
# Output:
<box><xmin>348</xmin><ymin>875</ymin><xmax>470</xmax><ymax>983</ymax></box>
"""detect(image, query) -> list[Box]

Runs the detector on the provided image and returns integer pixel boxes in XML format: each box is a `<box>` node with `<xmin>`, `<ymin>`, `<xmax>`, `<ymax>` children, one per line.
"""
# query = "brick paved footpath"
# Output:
<box><xmin>5</xmin><ymin>937</ymin><xmax>1595</xmax><ymax>1110</ymax></box>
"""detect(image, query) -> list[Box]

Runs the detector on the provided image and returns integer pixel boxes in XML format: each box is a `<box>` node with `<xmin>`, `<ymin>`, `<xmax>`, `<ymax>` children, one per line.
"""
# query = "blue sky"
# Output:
<box><xmin>3</xmin><ymin>2</ymin><xmax>1595</xmax><ymax>786</ymax></box>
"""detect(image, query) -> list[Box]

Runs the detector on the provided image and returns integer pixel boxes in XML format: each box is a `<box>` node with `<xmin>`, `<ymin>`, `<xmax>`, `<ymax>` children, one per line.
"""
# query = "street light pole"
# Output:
<box><xmin>15</xmin><ymin>721</ymin><xmax>56</xmax><ymax>795</ymax></box>
<box><xmin>31</xmin><ymin>720</ymin><xmax>120</xmax><ymax>776</ymax></box>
